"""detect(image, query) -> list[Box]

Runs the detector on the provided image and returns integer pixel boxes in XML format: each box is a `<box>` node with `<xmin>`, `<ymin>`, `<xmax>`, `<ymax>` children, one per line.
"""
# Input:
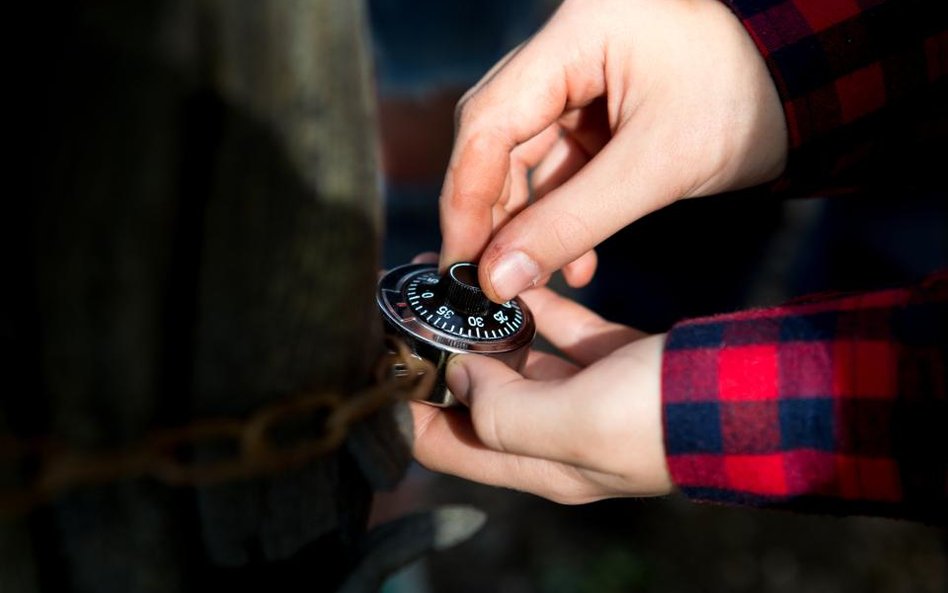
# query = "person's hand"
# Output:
<box><xmin>439</xmin><ymin>0</ymin><xmax>788</xmax><ymax>303</ymax></box>
<box><xmin>410</xmin><ymin>287</ymin><xmax>673</xmax><ymax>503</ymax></box>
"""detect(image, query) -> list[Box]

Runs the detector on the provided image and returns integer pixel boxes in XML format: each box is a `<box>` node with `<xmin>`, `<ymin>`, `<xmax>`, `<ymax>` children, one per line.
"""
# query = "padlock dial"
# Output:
<box><xmin>377</xmin><ymin>262</ymin><xmax>535</xmax><ymax>406</ymax></box>
<box><xmin>377</xmin><ymin>262</ymin><xmax>534</xmax><ymax>355</ymax></box>
<box><xmin>403</xmin><ymin>263</ymin><xmax>525</xmax><ymax>341</ymax></box>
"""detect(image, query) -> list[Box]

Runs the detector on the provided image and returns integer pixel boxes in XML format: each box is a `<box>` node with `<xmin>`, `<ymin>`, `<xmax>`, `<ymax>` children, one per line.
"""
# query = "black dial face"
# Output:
<box><xmin>403</xmin><ymin>269</ymin><xmax>525</xmax><ymax>341</ymax></box>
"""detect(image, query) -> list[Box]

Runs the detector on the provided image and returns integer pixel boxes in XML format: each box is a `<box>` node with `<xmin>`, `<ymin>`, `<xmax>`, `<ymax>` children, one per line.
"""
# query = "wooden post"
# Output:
<box><xmin>1</xmin><ymin>1</ymin><xmax>399</xmax><ymax>590</ymax></box>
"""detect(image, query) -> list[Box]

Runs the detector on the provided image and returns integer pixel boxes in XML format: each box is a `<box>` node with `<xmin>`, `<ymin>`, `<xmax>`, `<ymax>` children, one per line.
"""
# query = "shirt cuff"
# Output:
<box><xmin>717</xmin><ymin>0</ymin><xmax>948</xmax><ymax>194</ymax></box>
<box><xmin>661</xmin><ymin>271</ymin><xmax>948</xmax><ymax>522</ymax></box>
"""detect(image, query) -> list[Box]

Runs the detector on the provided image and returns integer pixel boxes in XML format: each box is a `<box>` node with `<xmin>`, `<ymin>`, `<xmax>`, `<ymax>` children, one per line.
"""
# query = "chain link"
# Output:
<box><xmin>0</xmin><ymin>338</ymin><xmax>435</xmax><ymax>516</ymax></box>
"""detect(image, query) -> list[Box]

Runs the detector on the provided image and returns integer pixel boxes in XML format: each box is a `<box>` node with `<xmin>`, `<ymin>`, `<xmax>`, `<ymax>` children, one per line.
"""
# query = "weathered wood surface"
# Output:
<box><xmin>1</xmin><ymin>1</ymin><xmax>406</xmax><ymax>591</ymax></box>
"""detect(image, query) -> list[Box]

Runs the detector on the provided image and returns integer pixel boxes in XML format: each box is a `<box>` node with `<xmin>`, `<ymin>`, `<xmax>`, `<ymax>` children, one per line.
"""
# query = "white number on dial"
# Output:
<box><xmin>437</xmin><ymin>306</ymin><xmax>454</xmax><ymax>318</ymax></box>
<box><xmin>493</xmin><ymin>310</ymin><xmax>509</xmax><ymax>323</ymax></box>
<box><xmin>467</xmin><ymin>316</ymin><xmax>484</xmax><ymax>327</ymax></box>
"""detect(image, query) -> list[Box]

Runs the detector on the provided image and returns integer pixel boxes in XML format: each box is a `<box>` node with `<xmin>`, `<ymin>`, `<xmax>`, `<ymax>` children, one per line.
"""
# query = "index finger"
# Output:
<box><xmin>521</xmin><ymin>287</ymin><xmax>645</xmax><ymax>366</ymax></box>
<box><xmin>438</xmin><ymin>17</ymin><xmax>605</xmax><ymax>270</ymax></box>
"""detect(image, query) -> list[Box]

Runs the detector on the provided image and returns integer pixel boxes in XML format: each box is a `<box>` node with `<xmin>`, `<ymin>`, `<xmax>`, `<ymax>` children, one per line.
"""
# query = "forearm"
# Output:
<box><xmin>662</xmin><ymin>270</ymin><xmax>948</xmax><ymax>524</ymax></box>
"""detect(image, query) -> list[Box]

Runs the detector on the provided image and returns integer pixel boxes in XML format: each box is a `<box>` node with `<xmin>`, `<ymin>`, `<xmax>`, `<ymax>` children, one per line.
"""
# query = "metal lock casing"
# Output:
<box><xmin>377</xmin><ymin>262</ymin><xmax>535</xmax><ymax>406</ymax></box>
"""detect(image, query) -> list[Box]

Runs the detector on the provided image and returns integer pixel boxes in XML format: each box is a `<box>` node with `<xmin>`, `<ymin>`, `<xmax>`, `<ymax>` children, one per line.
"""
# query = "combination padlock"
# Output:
<box><xmin>376</xmin><ymin>262</ymin><xmax>536</xmax><ymax>406</ymax></box>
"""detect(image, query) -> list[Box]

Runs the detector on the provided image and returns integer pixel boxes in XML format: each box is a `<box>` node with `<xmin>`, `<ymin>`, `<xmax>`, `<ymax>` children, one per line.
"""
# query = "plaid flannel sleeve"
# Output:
<box><xmin>662</xmin><ymin>271</ymin><xmax>947</xmax><ymax>524</ymax></box>
<box><xmin>720</xmin><ymin>0</ymin><xmax>947</xmax><ymax>194</ymax></box>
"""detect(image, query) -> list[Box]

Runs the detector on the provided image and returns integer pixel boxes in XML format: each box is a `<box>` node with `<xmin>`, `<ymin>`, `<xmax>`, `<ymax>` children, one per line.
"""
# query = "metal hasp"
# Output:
<box><xmin>377</xmin><ymin>262</ymin><xmax>536</xmax><ymax>406</ymax></box>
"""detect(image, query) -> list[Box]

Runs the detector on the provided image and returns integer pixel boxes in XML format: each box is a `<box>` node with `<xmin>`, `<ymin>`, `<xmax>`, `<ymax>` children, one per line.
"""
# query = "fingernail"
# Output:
<box><xmin>489</xmin><ymin>250</ymin><xmax>540</xmax><ymax>302</ymax></box>
<box><xmin>445</xmin><ymin>355</ymin><xmax>470</xmax><ymax>405</ymax></box>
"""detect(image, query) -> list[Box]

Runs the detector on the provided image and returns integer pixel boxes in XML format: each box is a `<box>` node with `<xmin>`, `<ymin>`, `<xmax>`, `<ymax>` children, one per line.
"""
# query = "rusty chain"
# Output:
<box><xmin>0</xmin><ymin>337</ymin><xmax>435</xmax><ymax>516</ymax></box>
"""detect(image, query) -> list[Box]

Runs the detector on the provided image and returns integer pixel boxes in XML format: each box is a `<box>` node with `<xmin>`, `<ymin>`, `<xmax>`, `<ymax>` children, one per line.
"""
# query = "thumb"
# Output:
<box><xmin>445</xmin><ymin>354</ymin><xmax>547</xmax><ymax>456</ymax></box>
<box><xmin>445</xmin><ymin>354</ymin><xmax>588</xmax><ymax>464</ymax></box>
<box><xmin>444</xmin><ymin>353</ymin><xmax>523</xmax><ymax>408</ymax></box>
<box><xmin>478</xmin><ymin>122</ymin><xmax>681</xmax><ymax>302</ymax></box>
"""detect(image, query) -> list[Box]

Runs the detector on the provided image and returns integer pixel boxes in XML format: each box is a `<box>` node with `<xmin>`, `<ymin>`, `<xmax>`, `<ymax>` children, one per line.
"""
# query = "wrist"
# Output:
<box><xmin>623</xmin><ymin>333</ymin><xmax>673</xmax><ymax>495</ymax></box>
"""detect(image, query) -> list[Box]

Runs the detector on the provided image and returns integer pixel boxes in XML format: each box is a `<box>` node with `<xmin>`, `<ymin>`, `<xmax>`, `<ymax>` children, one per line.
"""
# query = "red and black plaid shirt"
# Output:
<box><xmin>662</xmin><ymin>0</ymin><xmax>947</xmax><ymax>524</ymax></box>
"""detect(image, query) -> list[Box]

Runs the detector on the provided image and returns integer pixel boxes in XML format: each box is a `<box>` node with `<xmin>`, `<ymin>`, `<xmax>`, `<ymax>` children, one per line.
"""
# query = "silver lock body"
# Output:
<box><xmin>376</xmin><ymin>263</ymin><xmax>535</xmax><ymax>406</ymax></box>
